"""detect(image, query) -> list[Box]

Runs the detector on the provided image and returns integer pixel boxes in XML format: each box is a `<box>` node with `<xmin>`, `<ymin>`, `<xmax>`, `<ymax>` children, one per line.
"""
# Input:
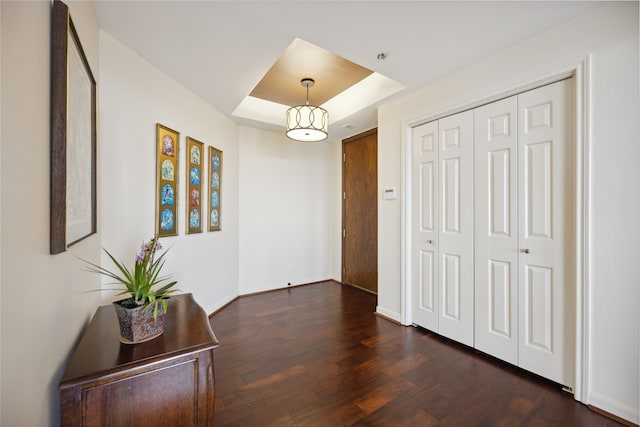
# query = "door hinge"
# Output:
<box><xmin>343</xmin><ymin>192</ymin><xmax>346</xmax><ymax>200</ymax></box>
<box><xmin>343</xmin><ymin>228</ymin><xmax>346</xmax><ymax>238</ymax></box>
<box><xmin>343</xmin><ymin>152</ymin><xmax>346</xmax><ymax>162</ymax></box>
<box><xmin>343</xmin><ymin>267</ymin><xmax>346</xmax><ymax>275</ymax></box>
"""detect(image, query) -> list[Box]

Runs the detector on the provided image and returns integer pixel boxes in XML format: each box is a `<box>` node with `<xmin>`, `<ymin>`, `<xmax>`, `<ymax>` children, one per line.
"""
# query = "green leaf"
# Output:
<box><xmin>80</xmin><ymin>235</ymin><xmax>179</xmax><ymax>310</ymax></box>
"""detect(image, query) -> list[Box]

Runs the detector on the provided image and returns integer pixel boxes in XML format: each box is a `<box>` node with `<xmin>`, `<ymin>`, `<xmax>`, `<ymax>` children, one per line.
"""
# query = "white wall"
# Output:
<box><xmin>238</xmin><ymin>127</ymin><xmax>340</xmax><ymax>294</ymax></box>
<box><xmin>1</xmin><ymin>1</ymin><xmax>103</xmax><ymax>425</ymax></box>
<box><xmin>99</xmin><ymin>32</ymin><xmax>240</xmax><ymax>315</ymax></box>
<box><xmin>0</xmin><ymin>2</ymin><xmax>2</xmax><ymax>423</ymax></box>
<box><xmin>331</xmin><ymin>138</ymin><xmax>343</xmax><ymax>281</ymax></box>
<box><xmin>377</xmin><ymin>3</ymin><xmax>639</xmax><ymax>424</ymax></box>
<box><xmin>1</xmin><ymin>4</ymin><xmax>242</xmax><ymax>424</ymax></box>
<box><xmin>0</xmin><ymin>2</ymin><xmax>4</xmax><ymax>423</ymax></box>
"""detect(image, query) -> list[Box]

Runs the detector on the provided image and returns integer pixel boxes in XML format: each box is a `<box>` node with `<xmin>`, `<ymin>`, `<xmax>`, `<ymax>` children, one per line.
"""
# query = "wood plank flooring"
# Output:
<box><xmin>210</xmin><ymin>281</ymin><xmax>623</xmax><ymax>426</ymax></box>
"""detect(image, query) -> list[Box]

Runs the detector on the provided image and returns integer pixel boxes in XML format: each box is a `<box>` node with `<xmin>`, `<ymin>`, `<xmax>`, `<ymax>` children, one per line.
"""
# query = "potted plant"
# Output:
<box><xmin>84</xmin><ymin>235</ymin><xmax>178</xmax><ymax>344</ymax></box>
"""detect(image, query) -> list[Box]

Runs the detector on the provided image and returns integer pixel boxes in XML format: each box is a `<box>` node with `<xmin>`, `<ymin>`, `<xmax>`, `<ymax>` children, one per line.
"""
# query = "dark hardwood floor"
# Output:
<box><xmin>210</xmin><ymin>281</ymin><xmax>623</xmax><ymax>426</ymax></box>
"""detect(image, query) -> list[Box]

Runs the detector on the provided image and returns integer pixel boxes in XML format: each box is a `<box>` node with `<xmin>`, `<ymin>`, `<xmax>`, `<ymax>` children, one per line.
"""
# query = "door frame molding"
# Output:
<box><xmin>399</xmin><ymin>56</ymin><xmax>592</xmax><ymax>404</ymax></box>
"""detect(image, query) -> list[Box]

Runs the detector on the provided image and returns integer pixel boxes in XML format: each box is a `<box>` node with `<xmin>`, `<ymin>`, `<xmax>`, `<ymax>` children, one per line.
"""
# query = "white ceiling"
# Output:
<box><xmin>94</xmin><ymin>1</ymin><xmax>602</xmax><ymax>141</ymax></box>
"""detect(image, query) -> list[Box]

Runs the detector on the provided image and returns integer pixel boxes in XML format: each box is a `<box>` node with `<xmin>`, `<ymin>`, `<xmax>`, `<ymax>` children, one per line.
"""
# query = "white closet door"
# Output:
<box><xmin>411</xmin><ymin>121</ymin><xmax>439</xmax><ymax>330</ymax></box>
<box><xmin>474</xmin><ymin>96</ymin><xmax>519</xmax><ymax>364</ymax></box>
<box><xmin>517</xmin><ymin>79</ymin><xmax>575</xmax><ymax>387</ymax></box>
<box><xmin>438</xmin><ymin>111</ymin><xmax>474</xmax><ymax>346</ymax></box>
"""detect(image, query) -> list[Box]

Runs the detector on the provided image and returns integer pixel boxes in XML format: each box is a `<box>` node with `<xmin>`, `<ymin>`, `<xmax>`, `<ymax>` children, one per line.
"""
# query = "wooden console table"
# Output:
<box><xmin>59</xmin><ymin>293</ymin><xmax>218</xmax><ymax>426</ymax></box>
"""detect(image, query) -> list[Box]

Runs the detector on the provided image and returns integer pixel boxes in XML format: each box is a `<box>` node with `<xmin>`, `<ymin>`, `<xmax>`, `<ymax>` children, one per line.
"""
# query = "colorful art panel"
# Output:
<box><xmin>156</xmin><ymin>124</ymin><xmax>179</xmax><ymax>236</ymax></box>
<box><xmin>208</xmin><ymin>146</ymin><xmax>222</xmax><ymax>232</ymax></box>
<box><xmin>186</xmin><ymin>137</ymin><xmax>204</xmax><ymax>234</ymax></box>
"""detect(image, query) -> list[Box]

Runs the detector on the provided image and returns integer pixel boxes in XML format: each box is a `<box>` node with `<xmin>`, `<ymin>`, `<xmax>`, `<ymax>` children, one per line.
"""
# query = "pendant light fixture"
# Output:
<box><xmin>286</xmin><ymin>78</ymin><xmax>328</xmax><ymax>142</ymax></box>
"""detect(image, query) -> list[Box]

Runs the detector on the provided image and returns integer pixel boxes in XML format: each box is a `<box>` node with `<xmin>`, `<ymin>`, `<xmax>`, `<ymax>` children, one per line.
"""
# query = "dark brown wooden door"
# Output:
<box><xmin>342</xmin><ymin>129</ymin><xmax>378</xmax><ymax>293</ymax></box>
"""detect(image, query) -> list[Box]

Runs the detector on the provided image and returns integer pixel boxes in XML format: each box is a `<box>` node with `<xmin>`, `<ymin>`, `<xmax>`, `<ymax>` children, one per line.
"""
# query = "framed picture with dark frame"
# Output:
<box><xmin>186</xmin><ymin>137</ymin><xmax>204</xmax><ymax>234</ymax></box>
<box><xmin>156</xmin><ymin>124</ymin><xmax>180</xmax><ymax>237</ymax></box>
<box><xmin>208</xmin><ymin>146</ymin><xmax>222</xmax><ymax>232</ymax></box>
<box><xmin>50</xmin><ymin>0</ymin><xmax>97</xmax><ymax>254</ymax></box>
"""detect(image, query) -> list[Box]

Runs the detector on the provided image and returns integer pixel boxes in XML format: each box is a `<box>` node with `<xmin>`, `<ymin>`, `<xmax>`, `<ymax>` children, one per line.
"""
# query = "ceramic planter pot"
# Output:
<box><xmin>113</xmin><ymin>299</ymin><xmax>167</xmax><ymax>344</ymax></box>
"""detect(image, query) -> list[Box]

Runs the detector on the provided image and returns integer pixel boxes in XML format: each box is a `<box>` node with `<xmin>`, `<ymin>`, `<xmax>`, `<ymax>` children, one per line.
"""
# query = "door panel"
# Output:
<box><xmin>419</xmin><ymin>249</ymin><xmax>436</xmax><ymax>312</ymax></box>
<box><xmin>438</xmin><ymin>111</ymin><xmax>474</xmax><ymax>346</ymax></box>
<box><xmin>420</xmin><ymin>162</ymin><xmax>435</xmax><ymax>232</ymax></box>
<box><xmin>489</xmin><ymin>149</ymin><xmax>511</xmax><ymax>236</ymax></box>
<box><xmin>525</xmin><ymin>141</ymin><xmax>552</xmax><ymax>238</ymax></box>
<box><xmin>524</xmin><ymin>265</ymin><xmax>553</xmax><ymax>351</ymax></box>
<box><xmin>489</xmin><ymin>260</ymin><xmax>512</xmax><ymax>337</ymax></box>
<box><xmin>412</xmin><ymin>121</ymin><xmax>439</xmax><ymax>330</ymax></box>
<box><xmin>518</xmin><ymin>79</ymin><xmax>575</xmax><ymax>388</ymax></box>
<box><xmin>474</xmin><ymin>96</ymin><xmax>518</xmax><ymax>364</ymax></box>
<box><xmin>442</xmin><ymin>158</ymin><xmax>461</xmax><ymax>233</ymax></box>
<box><xmin>343</xmin><ymin>129</ymin><xmax>378</xmax><ymax>293</ymax></box>
<box><xmin>442</xmin><ymin>253</ymin><xmax>461</xmax><ymax>320</ymax></box>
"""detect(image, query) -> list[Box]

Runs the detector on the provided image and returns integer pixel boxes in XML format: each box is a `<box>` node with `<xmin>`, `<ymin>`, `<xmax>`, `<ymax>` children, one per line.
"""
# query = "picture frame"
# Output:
<box><xmin>50</xmin><ymin>0</ymin><xmax>97</xmax><ymax>254</ymax></box>
<box><xmin>208</xmin><ymin>146</ymin><xmax>223</xmax><ymax>232</ymax></box>
<box><xmin>186</xmin><ymin>137</ymin><xmax>204</xmax><ymax>234</ymax></box>
<box><xmin>156</xmin><ymin>124</ymin><xmax>180</xmax><ymax>237</ymax></box>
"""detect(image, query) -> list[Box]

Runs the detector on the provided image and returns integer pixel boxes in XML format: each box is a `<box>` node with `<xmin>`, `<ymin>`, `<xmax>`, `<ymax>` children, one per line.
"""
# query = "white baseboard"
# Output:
<box><xmin>205</xmin><ymin>291</ymin><xmax>239</xmax><ymax>316</ymax></box>
<box><xmin>376</xmin><ymin>306</ymin><xmax>401</xmax><ymax>323</ymax></box>
<box><xmin>589</xmin><ymin>391</ymin><xmax>639</xmax><ymax>425</ymax></box>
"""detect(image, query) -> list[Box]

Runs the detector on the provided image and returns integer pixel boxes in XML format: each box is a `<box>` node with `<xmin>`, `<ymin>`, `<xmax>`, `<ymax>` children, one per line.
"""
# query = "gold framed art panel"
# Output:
<box><xmin>156</xmin><ymin>124</ymin><xmax>180</xmax><ymax>237</ymax></box>
<box><xmin>208</xmin><ymin>146</ymin><xmax>222</xmax><ymax>232</ymax></box>
<box><xmin>186</xmin><ymin>137</ymin><xmax>204</xmax><ymax>234</ymax></box>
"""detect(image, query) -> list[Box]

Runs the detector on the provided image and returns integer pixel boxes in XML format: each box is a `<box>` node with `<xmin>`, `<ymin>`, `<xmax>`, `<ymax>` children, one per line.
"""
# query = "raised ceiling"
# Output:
<box><xmin>233</xmin><ymin>37</ymin><xmax>403</xmax><ymax>133</ymax></box>
<box><xmin>94</xmin><ymin>1</ymin><xmax>603</xmax><ymax>141</ymax></box>
<box><xmin>250</xmin><ymin>38</ymin><xmax>373</xmax><ymax>107</ymax></box>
